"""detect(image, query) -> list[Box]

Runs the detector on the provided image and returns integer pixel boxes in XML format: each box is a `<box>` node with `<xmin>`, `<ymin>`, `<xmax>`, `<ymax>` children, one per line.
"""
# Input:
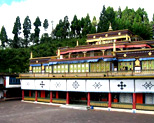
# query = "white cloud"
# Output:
<box><xmin>0</xmin><ymin>0</ymin><xmax>153</xmax><ymax>39</ymax></box>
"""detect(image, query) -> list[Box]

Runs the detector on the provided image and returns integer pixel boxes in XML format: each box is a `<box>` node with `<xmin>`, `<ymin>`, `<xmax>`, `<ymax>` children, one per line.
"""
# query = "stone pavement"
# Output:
<box><xmin>0</xmin><ymin>100</ymin><xmax>154</xmax><ymax>123</ymax></box>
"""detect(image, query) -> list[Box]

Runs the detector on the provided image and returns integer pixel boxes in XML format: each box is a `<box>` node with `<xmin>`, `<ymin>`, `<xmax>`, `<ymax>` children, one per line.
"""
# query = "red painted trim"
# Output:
<box><xmin>87</xmin><ymin>92</ymin><xmax>90</xmax><ymax>106</ymax></box>
<box><xmin>133</xmin><ymin>93</ymin><xmax>136</xmax><ymax>109</ymax></box>
<box><xmin>35</xmin><ymin>91</ymin><xmax>37</xmax><ymax>101</ymax></box>
<box><xmin>50</xmin><ymin>91</ymin><xmax>52</xmax><ymax>103</ymax></box>
<box><xmin>56</xmin><ymin>91</ymin><xmax>59</xmax><ymax>99</ymax></box>
<box><xmin>22</xmin><ymin>90</ymin><xmax>24</xmax><ymax>100</ymax></box>
<box><xmin>29</xmin><ymin>90</ymin><xmax>31</xmax><ymax>97</ymax></box>
<box><xmin>60</xmin><ymin>44</ymin><xmax>151</xmax><ymax>55</ymax></box>
<box><xmin>66</xmin><ymin>92</ymin><xmax>69</xmax><ymax>104</ymax></box>
<box><xmin>108</xmin><ymin>93</ymin><xmax>112</xmax><ymax>108</ymax></box>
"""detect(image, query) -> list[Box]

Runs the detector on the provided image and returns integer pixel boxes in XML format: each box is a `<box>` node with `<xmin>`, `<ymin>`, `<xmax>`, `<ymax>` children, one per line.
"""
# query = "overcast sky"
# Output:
<box><xmin>0</xmin><ymin>0</ymin><xmax>154</xmax><ymax>39</ymax></box>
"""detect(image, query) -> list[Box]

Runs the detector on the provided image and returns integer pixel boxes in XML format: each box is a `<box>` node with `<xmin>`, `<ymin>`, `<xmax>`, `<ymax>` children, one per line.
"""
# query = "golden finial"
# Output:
<box><xmin>76</xmin><ymin>40</ymin><xmax>79</xmax><ymax>46</ymax></box>
<box><xmin>108</xmin><ymin>23</ymin><xmax>113</xmax><ymax>31</ymax></box>
<box><xmin>57</xmin><ymin>48</ymin><xmax>60</xmax><ymax>57</ymax></box>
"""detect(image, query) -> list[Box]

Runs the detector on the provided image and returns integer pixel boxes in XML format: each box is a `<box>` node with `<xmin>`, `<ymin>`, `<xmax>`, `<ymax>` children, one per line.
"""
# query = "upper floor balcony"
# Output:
<box><xmin>19</xmin><ymin>69</ymin><xmax>154</xmax><ymax>79</ymax></box>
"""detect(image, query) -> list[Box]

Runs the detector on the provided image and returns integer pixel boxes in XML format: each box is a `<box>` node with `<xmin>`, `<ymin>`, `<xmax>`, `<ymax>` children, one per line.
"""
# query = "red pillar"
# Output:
<box><xmin>4</xmin><ymin>77</ymin><xmax>6</xmax><ymax>87</ymax></box>
<box><xmin>56</xmin><ymin>91</ymin><xmax>59</xmax><ymax>99</ymax></box>
<box><xmin>66</xmin><ymin>92</ymin><xmax>69</xmax><ymax>105</ymax></box>
<box><xmin>22</xmin><ymin>90</ymin><xmax>24</xmax><ymax>100</ymax></box>
<box><xmin>29</xmin><ymin>90</ymin><xmax>31</xmax><ymax>97</ymax></box>
<box><xmin>133</xmin><ymin>93</ymin><xmax>136</xmax><ymax>109</ymax></box>
<box><xmin>35</xmin><ymin>90</ymin><xmax>37</xmax><ymax>102</ymax></box>
<box><xmin>50</xmin><ymin>91</ymin><xmax>52</xmax><ymax>103</ymax></box>
<box><xmin>87</xmin><ymin>92</ymin><xmax>90</xmax><ymax>106</ymax></box>
<box><xmin>108</xmin><ymin>93</ymin><xmax>112</xmax><ymax>108</ymax></box>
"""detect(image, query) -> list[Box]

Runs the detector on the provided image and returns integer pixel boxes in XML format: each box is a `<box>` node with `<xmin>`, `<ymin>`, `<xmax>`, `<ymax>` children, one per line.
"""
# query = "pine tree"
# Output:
<box><xmin>12</xmin><ymin>16</ymin><xmax>21</xmax><ymax>48</ymax></box>
<box><xmin>23</xmin><ymin>16</ymin><xmax>31</xmax><ymax>47</ymax></box>
<box><xmin>0</xmin><ymin>26</ymin><xmax>8</xmax><ymax>48</ymax></box>
<box><xmin>43</xmin><ymin>19</ymin><xmax>49</xmax><ymax>31</ymax></box>
<box><xmin>33</xmin><ymin>17</ymin><xmax>41</xmax><ymax>44</ymax></box>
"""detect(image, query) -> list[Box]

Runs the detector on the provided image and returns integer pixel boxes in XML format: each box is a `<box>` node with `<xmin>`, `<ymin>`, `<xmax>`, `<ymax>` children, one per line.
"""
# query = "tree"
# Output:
<box><xmin>23</xmin><ymin>16</ymin><xmax>31</xmax><ymax>47</ymax></box>
<box><xmin>43</xmin><ymin>19</ymin><xmax>49</xmax><ymax>31</ymax></box>
<box><xmin>12</xmin><ymin>16</ymin><xmax>21</xmax><ymax>48</ymax></box>
<box><xmin>71</xmin><ymin>15</ymin><xmax>79</xmax><ymax>37</ymax></box>
<box><xmin>91</xmin><ymin>16</ymin><xmax>97</xmax><ymax>33</ymax></box>
<box><xmin>0</xmin><ymin>26</ymin><xmax>8</xmax><ymax>48</ymax></box>
<box><xmin>63</xmin><ymin>16</ymin><xmax>70</xmax><ymax>38</ymax></box>
<box><xmin>97</xmin><ymin>5</ymin><xmax>108</xmax><ymax>32</ymax></box>
<box><xmin>33</xmin><ymin>17</ymin><xmax>41</xmax><ymax>44</ymax></box>
<box><xmin>82</xmin><ymin>14</ymin><xmax>92</xmax><ymax>36</ymax></box>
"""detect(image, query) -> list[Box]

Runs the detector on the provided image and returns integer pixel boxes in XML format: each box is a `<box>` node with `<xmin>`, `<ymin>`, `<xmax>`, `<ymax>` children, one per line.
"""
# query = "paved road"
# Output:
<box><xmin>0</xmin><ymin>101</ymin><xmax>154</xmax><ymax>123</ymax></box>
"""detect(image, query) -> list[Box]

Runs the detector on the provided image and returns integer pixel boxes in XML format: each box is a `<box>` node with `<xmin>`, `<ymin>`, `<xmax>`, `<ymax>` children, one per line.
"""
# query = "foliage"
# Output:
<box><xmin>12</xmin><ymin>16</ymin><xmax>21</xmax><ymax>48</ymax></box>
<box><xmin>0</xmin><ymin>26</ymin><xmax>8</xmax><ymax>48</ymax></box>
<box><xmin>0</xmin><ymin>6</ymin><xmax>154</xmax><ymax>73</ymax></box>
<box><xmin>23</xmin><ymin>16</ymin><xmax>31</xmax><ymax>47</ymax></box>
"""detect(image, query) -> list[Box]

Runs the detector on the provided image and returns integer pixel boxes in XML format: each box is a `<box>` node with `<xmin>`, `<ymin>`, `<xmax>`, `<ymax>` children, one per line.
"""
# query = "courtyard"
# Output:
<box><xmin>0</xmin><ymin>100</ymin><xmax>154</xmax><ymax>123</ymax></box>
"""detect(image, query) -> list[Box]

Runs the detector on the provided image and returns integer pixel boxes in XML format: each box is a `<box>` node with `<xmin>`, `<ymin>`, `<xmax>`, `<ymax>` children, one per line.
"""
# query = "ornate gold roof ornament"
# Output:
<box><xmin>148</xmin><ymin>51</ymin><xmax>152</xmax><ymax>56</ymax></box>
<box><xmin>135</xmin><ymin>59</ymin><xmax>140</xmax><ymax>66</ymax></box>
<box><xmin>108</xmin><ymin>22</ymin><xmax>113</xmax><ymax>31</ymax></box>
<box><xmin>123</xmin><ymin>54</ymin><xmax>127</xmax><ymax>57</ymax></box>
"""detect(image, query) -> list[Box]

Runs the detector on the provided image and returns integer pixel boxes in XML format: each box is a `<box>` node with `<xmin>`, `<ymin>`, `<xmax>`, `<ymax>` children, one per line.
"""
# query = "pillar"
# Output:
<box><xmin>101</xmin><ymin>50</ymin><xmax>105</xmax><ymax>56</ymax></box>
<box><xmin>22</xmin><ymin>90</ymin><xmax>24</xmax><ymax>100</ymax></box>
<box><xmin>69</xmin><ymin>53</ymin><xmax>71</xmax><ymax>59</ymax></box>
<box><xmin>56</xmin><ymin>91</ymin><xmax>59</xmax><ymax>99</ymax></box>
<box><xmin>108</xmin><ymin>93</ymin><xmax>112</xmax><ymax>110</ymax></box>
<box><xmin>87</xmin><ymin>92</ymin><xmax>90</xmax><ymax>106</ymax></box>
<box><xmin>50</xmin><ymin>91</ymin><xmax>52</xmax><ymax>103</ymax></box>
<box><xmin>3</xmin><ymin>77</ymin><xmax>6</xmax><ymax>87</ymax></box>
<box><xmin>83</xmin><ymin>51</ymin><xmax>87</xmax><ymax>57</ymax></box>
<box><xmin>35</xmin><ymin>90</ymin><xmax>37</xmax><ymax>102</ymax></box>
<box><xmin>66</xmin><ymin>92</ymin><xmax>69</xmax><ymax>105</ymax></box>
<box><xmin>133</xmin><ymin>93</ymin><xmax>136</xmax><ymax>113</ymax></box>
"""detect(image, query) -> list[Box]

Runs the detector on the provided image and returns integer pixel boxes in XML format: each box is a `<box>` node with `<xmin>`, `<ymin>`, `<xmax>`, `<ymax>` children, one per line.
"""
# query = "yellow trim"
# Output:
<box><xmin>24</xmin><ymin>97</ymin><xmax>35</xmax><ymax>101</ymax></box>
<box><xmin>90</xmin><ymin>102</ymin><xmax>108</xmax><ymax>107</ymax></box>
<box><xmin>112</xmin><ymin>103</ymin><xmax>132</xmax><ymax>109</ymax></box>
<box><xmin>136</xmin><ymin>105</ymin><xmax>154</xmax><ymax>111</ymax></box>
<box><xmin>52</xmin><ymin>99</ymin><xmax>66</xmax><ymax>104</ymax></box>
<box><xmin>18</xmin><ymin>76</ymin><xmax>154</xmax><ymax>79</ymax></box>
<box><xmin>86</xmin><ymin>35</ymin><xmax>127</xmax><ymax>43</ymax></box>
<box><xmin>37</xmin><ymin>98</ymin><xmax>50</xmax><ymax>102</ymax></box>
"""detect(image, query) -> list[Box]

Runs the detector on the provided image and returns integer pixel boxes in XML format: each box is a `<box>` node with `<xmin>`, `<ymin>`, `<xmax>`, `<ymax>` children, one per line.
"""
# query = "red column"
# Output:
<box><xmin>87</xmin><ymin>92</ymin><xmax>90</xmax><ymax>106</ymax></box>
<box><xmin>108</xmin><ymin>93</ymin><xmax>112</xmax><ymax>108</ymax></box>
<box><xmin>22</xmin><ymin>90</ymin><xmax>24</xmax><ymax>100</ymax></box>
<box><xmin>35</xmin><ymin>91</ymin><xmax>37</xmax><ymax>102</ymax></box>
<box><xmin>56</xmin><ymin>91</ymin><xmax>59</xmax><ymax>99</ymax></box>
<box><xmin>50</xmin><ymin>91</ymin><xmax>52</xmax><ymax>103</ymax></box>
<box><xmin>4</xmin><ymin>77</ymin><xmax>6</xmax><ymax>87</ymax></box>
<box><xmin>29</xmin><ymin>90</ymin><xmax>31</xmax><ymax>97</ymax></box>
<box><xmin>133</xmin><ymin>93</ymin><xmax>136</xmax><ymax>109</ymax></box>
<box><xmin>66</xmin><ymin>92</ymin><xmax>69</xmax><ymax>104</ymax></box>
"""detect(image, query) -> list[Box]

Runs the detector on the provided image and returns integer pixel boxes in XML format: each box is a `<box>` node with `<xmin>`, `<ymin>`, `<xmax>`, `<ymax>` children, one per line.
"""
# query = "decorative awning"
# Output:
<box><xmin>48</xmin><ymin>58</ymin><xmax>116</xmax><ymax>65</ymax></box>
<box><xmin>139</xmin><ymin>57</ymin><xmax>154</xmax><ymax>61</ymax></box>
<box><xmin>118</xmin><ymin>58</ymin><xmax>136</xmax><ymax>62</ymax></box>
<box><xmin>30</xmin><ymin>64</ymin><xmax>41</xmax><ymax>67</ymax></box>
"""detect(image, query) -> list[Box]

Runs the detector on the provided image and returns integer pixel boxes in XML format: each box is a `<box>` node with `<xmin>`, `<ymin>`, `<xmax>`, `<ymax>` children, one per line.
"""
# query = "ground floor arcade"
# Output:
<box><xmin>22</xmin><ymin>90</ymin><xmax>154</xmax><ymax>111</ymax></box>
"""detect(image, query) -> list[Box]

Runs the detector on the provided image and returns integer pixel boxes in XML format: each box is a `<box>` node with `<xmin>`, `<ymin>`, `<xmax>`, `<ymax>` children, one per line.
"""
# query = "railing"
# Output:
<box><xmin>19</xmin><ymin>70</ymin><xmax>154</xmax><ymax>78</ymax></box>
